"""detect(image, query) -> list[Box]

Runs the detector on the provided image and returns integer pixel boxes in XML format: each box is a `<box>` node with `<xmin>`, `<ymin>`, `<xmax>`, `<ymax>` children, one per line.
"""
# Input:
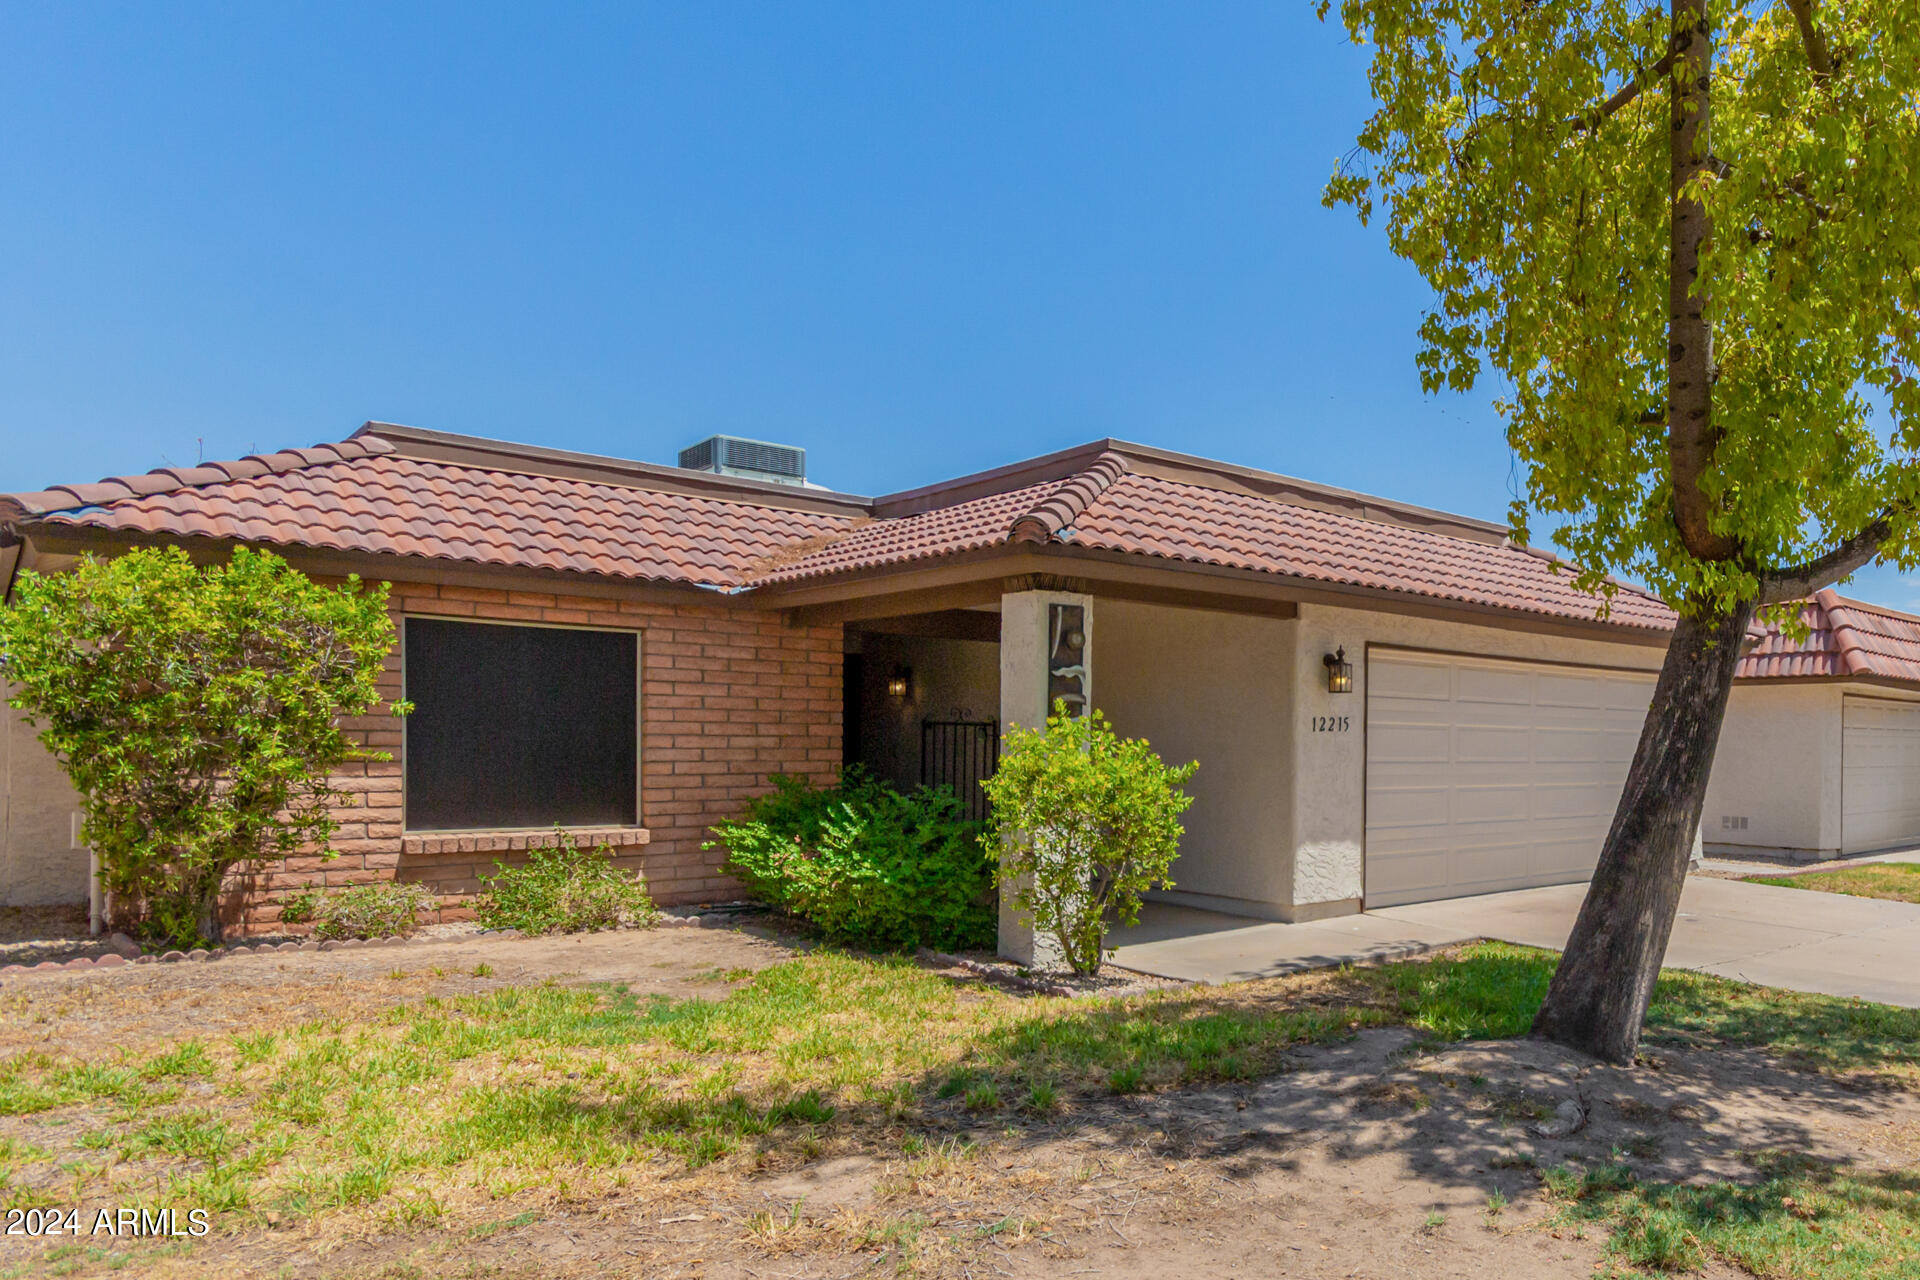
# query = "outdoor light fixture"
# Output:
<box><xmin>1323</xmin><ymin>647</ymin><xmax>1353</xmax><ymax>694</ymax></box>
<box><xmin>887</xmin><ymin>666</ymin><xmax>912</xmax><ymax>700</ymax></box>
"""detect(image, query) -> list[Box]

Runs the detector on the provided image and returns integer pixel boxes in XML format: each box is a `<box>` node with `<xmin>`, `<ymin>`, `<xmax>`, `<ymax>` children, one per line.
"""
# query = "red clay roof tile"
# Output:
<box><xmin>8</xmin><ymin>429</ymin><xmax>1681</xmax><ymax>630</ymax></box>
<box><xmin>761</xmin><ymin>462</ymin><xmax>1673</xmax><ymax>629</ymax></box>
<box><xmin>1741</xmin><ymin>590</ymin><xmax>1920</xmax><ymax>684</ymax></box>
<box><xmin>32</xmin><ymin>453</ymin><xmax>856</xmax><ymax>589</ymax></box>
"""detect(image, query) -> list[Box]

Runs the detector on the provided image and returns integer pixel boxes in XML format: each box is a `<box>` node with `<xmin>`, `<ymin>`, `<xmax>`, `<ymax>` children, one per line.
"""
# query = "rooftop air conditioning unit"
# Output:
<box><xmin>676</xmin><ymin>435</ymin><xmax>806</xmax><ymax>486</ymax></box>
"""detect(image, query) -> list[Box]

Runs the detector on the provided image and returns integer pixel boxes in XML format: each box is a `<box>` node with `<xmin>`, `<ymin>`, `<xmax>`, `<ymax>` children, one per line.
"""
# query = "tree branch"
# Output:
<box><xmin>1757</xmin><ymin>515</ymin><xmax>1895</xmax><ymax>604</ymax></box>
<box><xmin>1572</xmin><ymin>51</ymin><xmax>1676</xmax><ymax>132</ymax></box>
<box><xmin>1783</xmin><ymin>0</ymin><xmax>1835</xmax><ymax>78</ymax></box>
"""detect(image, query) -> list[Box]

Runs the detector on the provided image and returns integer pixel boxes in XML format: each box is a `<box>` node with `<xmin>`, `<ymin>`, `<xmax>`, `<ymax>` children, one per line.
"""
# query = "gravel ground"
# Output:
<box><xmin>0</xmin><ymin>902</ymin><xmax>492</xmax><ymax>969</ymax></box>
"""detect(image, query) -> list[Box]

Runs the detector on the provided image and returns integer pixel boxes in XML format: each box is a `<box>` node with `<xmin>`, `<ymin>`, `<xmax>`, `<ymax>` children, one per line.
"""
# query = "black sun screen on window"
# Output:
<box><xmin>403</xmin><ymin>618</ymin><xmax>637</xmax><ymax>831</ymax></box>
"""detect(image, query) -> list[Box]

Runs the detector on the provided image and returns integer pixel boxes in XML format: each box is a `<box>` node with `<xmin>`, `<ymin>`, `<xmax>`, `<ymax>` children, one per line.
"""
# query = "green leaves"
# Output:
<box><xmin>1326</xmin><ymin>0</ymin><xmax>1920</xmax><ymax>607</ymax></box>
<box><xmin>982</xmin><ymin>706</ymin><xmax>1197</xmax><ymax>976</ymax></box>
<box><xmin>0</xmin><ymin>546</ymin><xmax>399</xmax><ymax>947</ymax></box>
<box><xmin>707</xmin><ymin>770</ymin><xmax>996</xmax><ymax>952</ymax></box>
<box><xmin>473</xmin><ymin>830</ymin><xmax>659</xmax><ymax>936</ymax></box>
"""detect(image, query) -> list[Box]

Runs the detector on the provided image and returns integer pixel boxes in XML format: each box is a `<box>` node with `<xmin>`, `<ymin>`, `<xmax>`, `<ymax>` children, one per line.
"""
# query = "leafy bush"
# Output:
<box><xmin>981</xmin><ymin>704</ymin><xmax>1196</xmax><ymax>975</ymax></box>
<box><xmin>474</xmin><ymin>831</ymin><xmax>659</xmax><ymax>935</ymax></box>
<box><xmin>0</xmin><ymin>546</ymin><xmax>402</xmax><ymax>947</ymax></box>
<box><xmin>706</xmin><ymin>770</ymin><xmax>994</xmax><ymax>951</ymax></box>
<box><xmin>280</xmin><ymin>881</ymin><xmax>438</xmax><ymax>941</ymax></box>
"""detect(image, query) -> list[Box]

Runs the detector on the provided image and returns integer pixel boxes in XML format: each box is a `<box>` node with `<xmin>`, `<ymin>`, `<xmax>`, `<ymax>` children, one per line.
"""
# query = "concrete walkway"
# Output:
<box><xmin>1111</xmin><ymin>876</ymin><xmax>1920</xmax><ymax>1007</ymax></box>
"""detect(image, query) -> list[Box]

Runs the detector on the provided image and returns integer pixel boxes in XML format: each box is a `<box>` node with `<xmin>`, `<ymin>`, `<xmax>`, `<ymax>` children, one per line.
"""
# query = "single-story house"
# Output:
<box><xmin>1</xmin><ymin>421</ymin><xmax>1711</xmax><ymax>957</ymax></box>
<box><xmin>1705</xmin><ymin>589</ymin><xmax>1920</xmax><ymax>861</ymax></box>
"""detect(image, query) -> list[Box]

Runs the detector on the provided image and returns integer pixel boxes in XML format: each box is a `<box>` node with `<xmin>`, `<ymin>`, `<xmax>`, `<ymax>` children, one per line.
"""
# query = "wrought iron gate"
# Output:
<box><xmin>920</xmin><ymin>719</ymin><xmax>999</xmax><ymax>822</ymax></box>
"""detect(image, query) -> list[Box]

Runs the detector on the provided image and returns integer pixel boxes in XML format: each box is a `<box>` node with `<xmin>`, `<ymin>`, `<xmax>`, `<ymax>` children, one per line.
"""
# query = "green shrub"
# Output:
<box><xmin>705</xmin><ymin>769</ymin><xmax>993</xmax><ymax>952</ymax></box>
<box><xmin>0</xmin><ymin>546</ymin><xmax>402</xmax><ymax>947</ymax></box>
<box><xmin>982</xmin><ymin>704</ymin><xmax>1196</xmax><ymax>975</ymax></box>
<box><xmin>474</xmin><ymin>831</ymin><xmax>659</xmax><ymax>935</ymax></box>
<box><xmin>281</xmin><ymin>881</ymin><xmax>438</xmax><ymax>941</ymax></box>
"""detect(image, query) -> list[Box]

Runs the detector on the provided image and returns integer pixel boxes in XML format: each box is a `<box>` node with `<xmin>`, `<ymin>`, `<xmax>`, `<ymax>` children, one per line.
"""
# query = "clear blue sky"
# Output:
<box><xmin>5</xmin><ymin>3</ymin><xmax>1912</xmax><ymax>606</ymax></box>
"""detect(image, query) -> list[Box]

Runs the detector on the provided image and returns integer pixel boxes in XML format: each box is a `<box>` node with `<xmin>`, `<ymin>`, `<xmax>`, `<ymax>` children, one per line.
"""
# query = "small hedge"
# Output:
<box><xmin>706</xmin><ymin>770</ymin><xmax>994</xmax><ymax>952</ymax></box>
<box><xmin>279</xmin><ymin>881</ymin><xmax>437</xmax><ymax>941</ymax></box>
<box><xmin>474</xmin><ymin>831</ymin><xmax>660</xmax><ymax>935</ymax></box>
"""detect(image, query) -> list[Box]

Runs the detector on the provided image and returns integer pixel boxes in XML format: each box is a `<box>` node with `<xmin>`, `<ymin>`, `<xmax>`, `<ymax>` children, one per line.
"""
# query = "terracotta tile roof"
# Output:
<box><xmin>765</xmin><ymin>453</ymin><xmax>1674</xmax><ymax>630</ymax></box>
<box><xmin>4</xmin><ymin>428</ymin><xmax>1674</xmax><ymax>631</ymax></box>
<box><xmin>753</xmin><ymin>480</ymin><xmax>1072</xmax><ymax>583</ymax></box>
<box><xmin>3</xmin><ymin>437</ymin><xmax>398</xmax><ymax>516</ymax></box>
<box><xmin>1739</xmin><ymin>590</ymin><xmax>1920</xmax><ymax>684</ymax></box>
<box><xmin>15</xmin><ymin>447</ymin><xmax>856</xmax><ymax>589</ymax></box>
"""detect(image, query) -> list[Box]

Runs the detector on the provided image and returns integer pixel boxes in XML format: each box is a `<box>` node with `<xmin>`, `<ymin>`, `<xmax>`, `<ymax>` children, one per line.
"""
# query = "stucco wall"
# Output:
<box><xmin>2</xmin><ymin>693</ymin><xmax>89</xmax><ymax>907</ymax></box>
<box><xmin>1289</xmin><ymin>602</ymin><xmax>1670</xmax><ymax>916</ymax></box>
<box><xmin>1096</xmin><ymin>600</ymin><xmax>1295</xmax><ymax>911</ymax></box>
<box><xmin>851</xmin><ymin>633</ymin><xmax>999</xmax><ymax>793</ymax></box>
<box><xmin>1704</xmin><ymin>683</ymin><xmax>1844</xmax><ymax>858</ymax></box>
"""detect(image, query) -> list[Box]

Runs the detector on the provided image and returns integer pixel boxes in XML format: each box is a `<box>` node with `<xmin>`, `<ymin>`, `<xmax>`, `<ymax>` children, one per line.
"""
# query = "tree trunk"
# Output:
<box><xmin>195</xmin><ymin>874</ymin><xmax>226</xmax><ymax>946</ymax></box>
<box><xmin>1530</xmin><ymin>596</ymin><xmax>1754</xmax><ymax>1063</ymax></box>
<box><xmin>1666</xmin><ymin>0</ymin><xmax>1734</xmax><ymax>563</ymax></box>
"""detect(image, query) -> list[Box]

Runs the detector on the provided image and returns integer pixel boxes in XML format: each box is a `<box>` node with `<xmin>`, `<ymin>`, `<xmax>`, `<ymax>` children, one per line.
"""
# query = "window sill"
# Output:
<box><xmin>401</xmin><ymin>827</ymin><xmax>652</xmax><ymax>856</ymax></box>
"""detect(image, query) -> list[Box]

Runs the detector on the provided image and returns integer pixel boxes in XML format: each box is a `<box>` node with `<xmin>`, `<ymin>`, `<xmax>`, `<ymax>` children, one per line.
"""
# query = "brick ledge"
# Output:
<box><xmin>401</xmin><ymin>827</ymin><xmax>652</xmax><ymax>856</ymax></box>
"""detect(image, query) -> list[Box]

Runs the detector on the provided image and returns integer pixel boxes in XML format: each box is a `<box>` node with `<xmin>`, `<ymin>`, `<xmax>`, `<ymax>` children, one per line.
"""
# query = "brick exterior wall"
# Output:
<box><xmin>226</xmin><ymin>579</ymin><xmax>842</xmax><ymax>934</ymax></box>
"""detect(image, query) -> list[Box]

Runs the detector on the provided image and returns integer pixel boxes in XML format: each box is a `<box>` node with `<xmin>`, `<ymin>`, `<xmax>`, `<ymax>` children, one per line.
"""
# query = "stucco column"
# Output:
<box><xmin>996</xmin><ymin>589</ymin><xmax>1092</xmax><ymax>964</ymax></box>
<box><xmin>1289</xmin><ymin>607</ymin><xmax>1365</xmax><ymax>917</ymax></box>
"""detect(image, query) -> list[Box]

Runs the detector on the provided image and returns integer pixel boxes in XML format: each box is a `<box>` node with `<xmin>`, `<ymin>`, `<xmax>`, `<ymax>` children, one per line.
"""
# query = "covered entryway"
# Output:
<box><xmin>842</xmin><ymin>607</ymin><xmax>1001</xmax><ymax>804</ymax></box>
<box><xmin>1364</xmin><ymin>649</ymin><xmax>1654</xmax><ymax>907</ymax></box>
<box><xmin>1842</xmin><ymin>696</ymin><xmax>1920</xmax><ymax>855</ymax></box>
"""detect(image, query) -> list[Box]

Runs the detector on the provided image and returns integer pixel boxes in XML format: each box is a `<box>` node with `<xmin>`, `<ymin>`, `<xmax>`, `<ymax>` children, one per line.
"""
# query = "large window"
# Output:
<box><xmin>404</xmin><ymin>618</ymin><xmax>638</xmax><ymax>831</ymax></box>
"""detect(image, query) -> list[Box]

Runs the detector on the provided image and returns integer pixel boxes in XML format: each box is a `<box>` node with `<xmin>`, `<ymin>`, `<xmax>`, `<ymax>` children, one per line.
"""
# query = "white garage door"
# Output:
<box><xmin>1842</xmin><ymin>696</ymin><xmax>1920</xmax><ymax>855</ymax></box>
<box><xmin>1365</xmin><ymin>651</ymin><xmax>1655</xmax><ymax>907</ymax></box>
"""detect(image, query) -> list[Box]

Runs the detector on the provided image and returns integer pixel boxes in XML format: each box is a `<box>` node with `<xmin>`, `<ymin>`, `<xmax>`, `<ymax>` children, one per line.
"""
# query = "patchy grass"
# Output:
<box><xmin>1748</xmin><ymin>861</ymin><xmax>1920</xmax><ymax>905</ymax></box>
<box><xmin>1546</xmin><ymin>1155</ymin><xmax>1920</xmax><ymax>1279</ymax></box>
<box><xmin>1364</xmin><ymin>941</ymin><xmax>1920</xmax><ymax>1080</ymax></box>
<box><xmin>0</xmin><ymin>941</ymin><xmax>1915</xmax><ymax>1274</ymax></box>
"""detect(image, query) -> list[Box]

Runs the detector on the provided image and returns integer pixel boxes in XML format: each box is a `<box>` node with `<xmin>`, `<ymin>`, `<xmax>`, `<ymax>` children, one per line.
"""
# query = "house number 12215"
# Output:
<box><xmin>1311</xmin><ymin>715</ymin><xmax>1350</xmax><ymax>733</ymax></box>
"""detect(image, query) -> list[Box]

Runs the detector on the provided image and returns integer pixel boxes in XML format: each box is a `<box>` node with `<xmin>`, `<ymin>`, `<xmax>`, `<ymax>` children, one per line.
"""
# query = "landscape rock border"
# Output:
<box><xmin>0</xmin><ymin>909</ymin><xmax>729</xmax><ymax>980</ymax></box>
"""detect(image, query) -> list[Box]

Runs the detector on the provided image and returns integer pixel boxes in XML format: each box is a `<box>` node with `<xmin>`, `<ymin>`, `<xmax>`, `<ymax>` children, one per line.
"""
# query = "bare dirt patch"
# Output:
<box><xmin>0</xmin><ymin>922</ymin><xmax>800</xmax><ymax>1057</ymax></box>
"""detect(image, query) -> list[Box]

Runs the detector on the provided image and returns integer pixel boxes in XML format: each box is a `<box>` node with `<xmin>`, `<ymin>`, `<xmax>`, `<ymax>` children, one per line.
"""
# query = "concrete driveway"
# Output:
<box><xmin>1110</xmin><ymin>876</ymin><xmax>1920</xmax><ymax>1007</ymax></box>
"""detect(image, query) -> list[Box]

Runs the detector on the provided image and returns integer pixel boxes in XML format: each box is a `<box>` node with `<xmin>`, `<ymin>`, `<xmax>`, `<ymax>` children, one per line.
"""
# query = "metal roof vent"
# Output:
<box><xmin>676</xmin><ymin>435</ymin><xmax>806</xmax><ymax>486</ymax></box>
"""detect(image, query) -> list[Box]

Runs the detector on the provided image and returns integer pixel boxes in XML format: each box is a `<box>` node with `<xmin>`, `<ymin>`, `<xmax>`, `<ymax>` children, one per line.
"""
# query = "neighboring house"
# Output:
<box><xmin>2</xmin><ymin>421</ymin><xmax>1692</xmax><ymax>956</ymax></box>
<box><xmin>1705</xmin><ymin>590</ymin><xmax>1920</xmax><ymax>861</ymax></box>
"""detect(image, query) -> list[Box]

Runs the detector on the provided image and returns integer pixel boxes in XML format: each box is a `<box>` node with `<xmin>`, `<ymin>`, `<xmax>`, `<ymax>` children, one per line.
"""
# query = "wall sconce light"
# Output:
<box><xmin>886</xmin><ymin>666</ymin><xmax>912</xmax><ymax>700</ymax></box>
<box><xmin>1323</xmin><ymin>647</ymin><xmax>1353</xmax><ymax>694</ymax></box>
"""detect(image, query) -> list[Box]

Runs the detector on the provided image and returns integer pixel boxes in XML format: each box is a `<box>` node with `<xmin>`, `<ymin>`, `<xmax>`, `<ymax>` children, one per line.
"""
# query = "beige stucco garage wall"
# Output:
<box><xmin>2</xmin><ymin>692</ymin><xmax>88</xmax><ymax>906</ymax></box>
<box><xmin>1704</xmin><ymin>683</ymin><xmax>1845</xmax><ymax>859</ymax></box>
<box><xmin>1096</xmin><ymin>599</ymin><xmax>1295</xmax><ymax>913</ymax></box>
<box><xmin>1290</xmin><ymin>602</ymin><xmax>1670</xmax><ymax>918</ymax></box>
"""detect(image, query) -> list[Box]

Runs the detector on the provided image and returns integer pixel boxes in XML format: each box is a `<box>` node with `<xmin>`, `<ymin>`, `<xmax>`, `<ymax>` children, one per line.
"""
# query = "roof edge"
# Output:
<box><xmin>3</xmin><ymin>437</ymin><xmax>397</xmax><ymax>518</ymax></box>
<box><xmin>871</xmin><ymin>437</ymin><xmax>1513</xmax><ymax>545</ymax></box>
<box><xmin>355</xmin><ymin>422</ymin><xmax>874</xmax><ymax>517</ymax></box>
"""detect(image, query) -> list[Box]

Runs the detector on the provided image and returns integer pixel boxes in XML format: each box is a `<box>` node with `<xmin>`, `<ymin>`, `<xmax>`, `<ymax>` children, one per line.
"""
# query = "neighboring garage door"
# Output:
<box><xmin>1841</xmin><ymin>696</ymin><xmax>1920</xmax><ymax>855</ymax></box>
<box><xmin>1365</xmin><ymin>650</ymin><xmax>1655</xmax><ymax>907</ymax></box>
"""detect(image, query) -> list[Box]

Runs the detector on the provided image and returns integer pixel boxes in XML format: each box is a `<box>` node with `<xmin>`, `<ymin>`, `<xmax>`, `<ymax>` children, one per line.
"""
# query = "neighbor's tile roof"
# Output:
<box><xmin>4</xmin><ymin>430</ymin><xmax>1673</xmax><ymax>630</ymax></box>
<box><xmin>10</xmin><ymin>440</ymin><xmax>857</xmax><ymax>588</ymax></box>
<box><xmin>1739</xmin><ymin>590</ymin><xmax>1920</xmax><ymax>684</ymax></box>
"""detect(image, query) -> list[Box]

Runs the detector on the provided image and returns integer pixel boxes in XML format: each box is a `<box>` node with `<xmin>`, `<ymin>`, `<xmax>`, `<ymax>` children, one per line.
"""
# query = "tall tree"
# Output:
<box><xmin>1324</xmin><ymin>0</ymin><xmax>1920</xmax><ymax>1061</ymax></box>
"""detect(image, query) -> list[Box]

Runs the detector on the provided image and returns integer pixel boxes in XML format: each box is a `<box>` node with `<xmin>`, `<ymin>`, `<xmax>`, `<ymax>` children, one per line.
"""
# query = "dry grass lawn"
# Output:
<box><xmin>1</xmin><ymin>923</ymin><xmax>1917</xmax><ymax>1279</ymax></box>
